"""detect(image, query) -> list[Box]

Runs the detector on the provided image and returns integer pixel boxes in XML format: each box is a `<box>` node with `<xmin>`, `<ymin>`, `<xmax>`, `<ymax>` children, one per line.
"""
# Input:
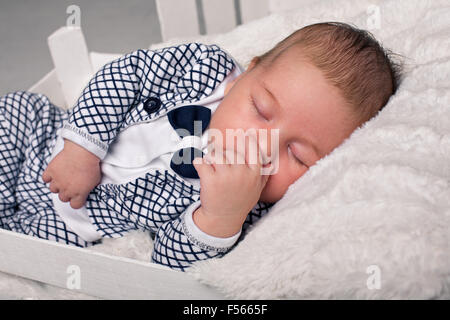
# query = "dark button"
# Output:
<box><xmin>143</xmin><ymin>97</ymin><xmax>161</xmax><ymax>114</ymax></box>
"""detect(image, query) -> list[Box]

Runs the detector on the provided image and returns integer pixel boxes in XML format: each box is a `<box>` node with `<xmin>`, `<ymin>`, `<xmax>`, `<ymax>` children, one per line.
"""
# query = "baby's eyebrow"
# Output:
<box><xmin>261</xmin><ymin>81</ymin><xmax>322</xmax><ymax>160</ymax></box>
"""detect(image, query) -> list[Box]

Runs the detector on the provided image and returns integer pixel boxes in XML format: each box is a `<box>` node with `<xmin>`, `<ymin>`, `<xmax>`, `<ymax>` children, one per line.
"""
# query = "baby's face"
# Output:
<box><xmin>209</xmin><ymin>47</ymin><xmax>359</xmax><ymax>203</ymax></box>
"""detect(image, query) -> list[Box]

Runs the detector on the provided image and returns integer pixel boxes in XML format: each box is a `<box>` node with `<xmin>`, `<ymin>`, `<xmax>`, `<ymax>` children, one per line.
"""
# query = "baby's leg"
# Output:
<box><xmin>0</xmin><ymin>91</ymin><xmax>37</xmax><ymax>227</ymax></box>
<box><xmin>0</xmin><ymin>91</ymin><xmax>94</xmax><ymax>247</ymax></box>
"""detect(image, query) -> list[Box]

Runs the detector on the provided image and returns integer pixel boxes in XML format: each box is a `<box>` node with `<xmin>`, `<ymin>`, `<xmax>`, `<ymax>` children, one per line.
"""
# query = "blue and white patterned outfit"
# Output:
<box><xmin>0</xmin><ymin>43</ymin><xmax>273</xmax><ymax>271</ymax></box>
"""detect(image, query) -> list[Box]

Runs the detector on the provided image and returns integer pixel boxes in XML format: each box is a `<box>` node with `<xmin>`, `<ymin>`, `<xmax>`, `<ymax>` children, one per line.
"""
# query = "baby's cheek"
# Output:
<box><xmin>259</xmin><ymin>172</ymin><xmax>288</xmax><ymax>203</ymax></box>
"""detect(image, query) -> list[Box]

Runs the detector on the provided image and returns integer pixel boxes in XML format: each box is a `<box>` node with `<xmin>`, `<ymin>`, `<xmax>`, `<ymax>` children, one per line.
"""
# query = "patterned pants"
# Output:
<box><xmin>0</xmin><ymin>91</ymin><xmax>95</xmax><ymax>247</ymax></box>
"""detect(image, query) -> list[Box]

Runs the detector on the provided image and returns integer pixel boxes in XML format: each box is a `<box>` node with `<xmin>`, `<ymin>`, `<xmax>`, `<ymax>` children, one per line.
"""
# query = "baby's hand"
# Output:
<box><xmin>192</xmin><ymin>133</ymin><xmax>269</xmax><ymax>238</ymax></box>
<box><xmin>42</xmin><ymin>139</ymin><xmax>102</xmax><ymax>209</ymax></box>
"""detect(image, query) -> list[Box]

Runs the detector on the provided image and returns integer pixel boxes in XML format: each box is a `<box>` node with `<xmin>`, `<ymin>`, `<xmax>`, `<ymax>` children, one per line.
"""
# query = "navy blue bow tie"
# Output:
<box><xmin>167</xmin><ymin>105</ymin><xmax>211</xmax><ymax>179</ymax></box>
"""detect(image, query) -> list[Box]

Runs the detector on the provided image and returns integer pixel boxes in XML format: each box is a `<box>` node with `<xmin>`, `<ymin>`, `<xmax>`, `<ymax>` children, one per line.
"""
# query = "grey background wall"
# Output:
<box><xmin>0</xmin><ymin>0</ymin><xmax>162</xmax><ymax>96</ymax></box>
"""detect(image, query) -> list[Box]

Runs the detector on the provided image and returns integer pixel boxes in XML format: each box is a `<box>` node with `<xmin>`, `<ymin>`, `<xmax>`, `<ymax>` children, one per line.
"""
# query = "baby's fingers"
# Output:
<box><xmin>69</xmin><ymin>194</ymin><xmax>88</xmax><ymax>209</ymax></box>
<box><xmin>58</xmin><ymin>191</ymin><xmax>71</xmax><ymax>203</ymax></box>
<box><xmin>245</xmin><ymin>132</ymin><xmax>263</xmax><ymax>169</ymax></box>
<box><xmin>193</xmin><ymin>156</ymin><xmax>215</xmax><ymax>178</ymax></box>
<box><xmin>42</xmin><ymin>169</ymin><xmax>52</xmax><ymax>183</ymax></box>
<box><xmin>49</xmin><ymin>182</ymin><xmax>59</xmax><ymax>193</ymax></box>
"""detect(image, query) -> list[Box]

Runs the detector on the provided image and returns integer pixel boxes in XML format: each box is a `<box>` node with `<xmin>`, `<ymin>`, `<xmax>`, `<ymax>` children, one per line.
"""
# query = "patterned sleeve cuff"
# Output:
<box><xmin>181</xmin><ymin>200</ymin><xmax>242</xmax><ymax>252</ymax></box>
<box><xmin>60</xmin><ymin>122</ymin><xmax>109</xmax><ymax>160</ymax></box>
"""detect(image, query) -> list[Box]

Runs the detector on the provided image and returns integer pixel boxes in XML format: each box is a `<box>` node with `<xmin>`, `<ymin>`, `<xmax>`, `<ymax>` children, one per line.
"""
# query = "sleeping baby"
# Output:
<box><xmin>0</xmin><ymin>22</ymin><xmax>401</xmax><ymax>271</ymax></box>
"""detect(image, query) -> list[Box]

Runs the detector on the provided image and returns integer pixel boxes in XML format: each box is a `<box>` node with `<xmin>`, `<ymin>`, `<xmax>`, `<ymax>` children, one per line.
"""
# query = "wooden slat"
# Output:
<box><xmin>156</xmin><ymin>0</ymin><xmax>200</xmax><ymax>41</ymax></box>
<box><xmin>47</xmin><ymin>26</ymin><xmax>94</xmax><ymax>109</ymax></box>
<box><xmin>89</xmin><ymin>52</ymin><xmax>123</xmax><ymax>73</ymax></box>
<box><xmin>202</xmin><ymin>0</ymin><xmax>237</xmax><ymax>34</ymax></box>
<box><xmin>28</xmin><ymin>69</ymin><xmax>67</xmax><ymax>109</ymax></box>
<box><xmin>240</xmin><ymin>0</ymin><xmax>270</xmax><ymax>24</ymax></box>
<box><xmin>268</xmin><ymin>0</ymin><xmax>312</xmax><ymax>13</ymax></box>
<box><xmin>0</xmin><ymin>229</ymin><xmax>224</xmax><ymax>299</ymax></box>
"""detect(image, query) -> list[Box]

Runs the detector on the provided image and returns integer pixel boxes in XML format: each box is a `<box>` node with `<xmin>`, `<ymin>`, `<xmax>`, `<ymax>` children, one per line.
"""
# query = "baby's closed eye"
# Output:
<box><xmin>288</xmin><ymin>144</ymin><xmax>308</xmax><ymax>168</ymax></box>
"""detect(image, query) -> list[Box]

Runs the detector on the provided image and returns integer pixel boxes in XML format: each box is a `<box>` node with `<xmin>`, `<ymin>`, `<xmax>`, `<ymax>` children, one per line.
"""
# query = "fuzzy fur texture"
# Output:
<box><xmin>1</xmin><ymin>0</ymin><xmax>449</xmax><ymax>299</ymax></box>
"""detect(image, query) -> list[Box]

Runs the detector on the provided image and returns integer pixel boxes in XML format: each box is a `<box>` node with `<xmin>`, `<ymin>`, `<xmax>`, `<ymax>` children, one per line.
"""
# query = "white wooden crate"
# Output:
<box><xmin>0</xmin><ymin>229</ymin><xmax>225</xmax><ymax>299</ymax></box>
<box><xmin>1</xmin><ymin>0</ymin><xmax>309</xmax><ymax>300</ymax></box>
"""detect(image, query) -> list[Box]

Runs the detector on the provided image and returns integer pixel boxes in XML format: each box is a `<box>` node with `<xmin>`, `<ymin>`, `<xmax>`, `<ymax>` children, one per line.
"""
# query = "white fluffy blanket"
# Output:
<box><xmin>1</xmin><ymin>0</ymin><xmax>449</xmax><ymax>299</ymax></box>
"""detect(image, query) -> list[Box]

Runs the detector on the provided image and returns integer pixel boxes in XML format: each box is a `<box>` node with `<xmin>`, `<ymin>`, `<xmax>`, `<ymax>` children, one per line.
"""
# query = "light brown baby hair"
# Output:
<box><xmin>257</xmin><ymin>22</ymin><xmax>403</xmax><ymax>124</ymax></box>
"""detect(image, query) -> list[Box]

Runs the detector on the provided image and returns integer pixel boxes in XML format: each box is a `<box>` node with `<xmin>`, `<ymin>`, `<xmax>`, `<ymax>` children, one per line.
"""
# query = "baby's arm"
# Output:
<box><xmin>152</xmin><ymin>200</ymin><xmax>272</xmax><ymax>271</ymax></box>
<box><xmin>42</xmin><ymin>139</ymin><xmax>101</xmax><ymax>209</ymax></box>
<box><xmin>152</xmin><ymin>134</ymin><xmax>270</xmax><ymax>271</ymax></box>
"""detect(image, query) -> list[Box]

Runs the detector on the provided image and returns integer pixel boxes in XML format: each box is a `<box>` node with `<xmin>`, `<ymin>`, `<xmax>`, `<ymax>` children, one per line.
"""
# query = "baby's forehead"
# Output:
<box><xmin>265</xmin><ymin>43</ymin><xmax>312</xmax><ymax>67</ymax></box>
<box><xmin>255</xmin><ymin>55</ymin><xmax>320</xmax><ymax>92</ymax></box>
